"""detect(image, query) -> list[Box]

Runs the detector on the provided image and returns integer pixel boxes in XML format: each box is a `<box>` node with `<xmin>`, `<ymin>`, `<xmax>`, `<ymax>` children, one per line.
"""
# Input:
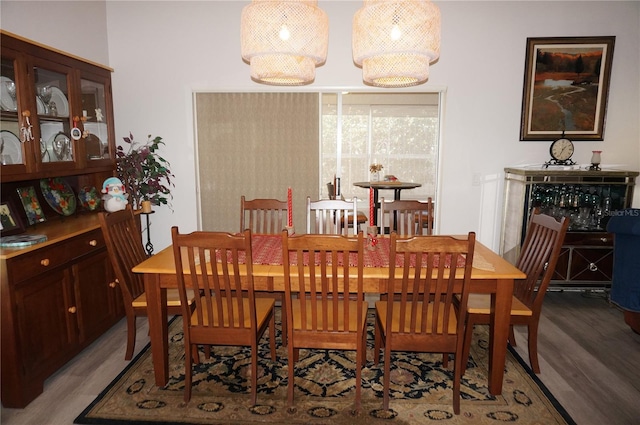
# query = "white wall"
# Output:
<box><xmin>2</xmin><ymin>1</ymin><xmax>639</xmax><ymax>252</ymax></box>
<box><xmin>1</xmin><ymin>0</ymin><xmax>109</xmax><ymax>66</ymax></box>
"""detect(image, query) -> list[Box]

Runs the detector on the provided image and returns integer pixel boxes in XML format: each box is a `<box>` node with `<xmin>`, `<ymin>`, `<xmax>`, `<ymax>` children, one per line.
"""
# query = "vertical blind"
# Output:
<box><xmin>195</xmin><ymin>92</ymin><xmax>319</xmax><ymax>232</ymax></box>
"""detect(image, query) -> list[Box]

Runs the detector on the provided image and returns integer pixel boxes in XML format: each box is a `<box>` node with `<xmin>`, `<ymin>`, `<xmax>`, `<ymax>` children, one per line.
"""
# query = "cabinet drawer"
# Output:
<box><xmin>7</xmin><ymin>230</ymin><xmax>105</xmax><ymax>284</ymax></box>
<box><xmin>563</xmin><ymin>232</ymin><xmax>613</xmax><ymax>247</ymax></box>
<box><xmin>569</xmin><ymin>247</ymin><xmax>613</xmax><ymax>281</ymax></box>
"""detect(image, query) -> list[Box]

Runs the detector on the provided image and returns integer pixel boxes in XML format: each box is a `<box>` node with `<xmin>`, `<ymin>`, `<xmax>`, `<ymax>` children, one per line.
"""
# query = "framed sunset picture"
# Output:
<box><xmin>520</xmin><ymin>36</ymin><xmax>615</xmax><ymax>141</ymax></box>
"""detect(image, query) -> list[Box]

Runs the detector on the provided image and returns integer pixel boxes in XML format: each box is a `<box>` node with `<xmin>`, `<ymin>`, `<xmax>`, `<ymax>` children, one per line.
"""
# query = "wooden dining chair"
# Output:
<box><xmin>327</xmin><ymin>182</ymin><xmax>368</xmax><ymax>230</ymax></box>
<box><xmin>240</xmin><ymin>196</ymin><xmax>288</xmax><ymax>234</ymax></box>
<box><xmin>378</xmin><ymin>197</ymin><xmax>434</xmax><ymax>236</ymax></box>
<box><xmin>461</xmin><ymin>211</ymin><xmax>569</xmax><ymax>374</ymax></box>
<box><xmin>99</xmin><ymin>206</ymin><xmax>195</xmax><ymax>360</ymax></box>
<box><xmin>281</xmin><ymin>230</ymin><xmax>367</xmax><ymax>411</ymax></box>
<box><xmin>374</xmin><ymin>232</ymin><xmax>476</xmax><ymax>414</ymax></box>
<box><xmin>170</xmin><ymin>227</ymin><xmax>277</xmax><ymax>404</ymax></box>
<box><xmin>240</xmin><ymin>196</ymin><xmax>289</xmax><ymax>345</ymax></box>
<box><xmin>306</xmin><ymin>196</ymin><xmax>359</xmax><ymax>235</ymax></box>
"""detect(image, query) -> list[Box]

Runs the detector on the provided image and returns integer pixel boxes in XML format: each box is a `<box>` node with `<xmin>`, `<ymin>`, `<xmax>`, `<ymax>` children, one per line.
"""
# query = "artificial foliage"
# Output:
<box><xmin>115</xmin><ymin>133</ymin><xmax>174</xmax><ymax>210</ymax></box>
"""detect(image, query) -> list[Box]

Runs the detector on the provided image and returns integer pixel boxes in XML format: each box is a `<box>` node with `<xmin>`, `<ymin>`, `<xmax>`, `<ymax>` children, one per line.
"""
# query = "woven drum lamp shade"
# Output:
<box><xmin>352</xmin><ymin>0</ymin><xmax>441</xmax><ymax>88</ymax></box>
<box><xmin>241</xmin><ymin>0</ymin><xmax>329</xmax><ymax>86</ymax></box>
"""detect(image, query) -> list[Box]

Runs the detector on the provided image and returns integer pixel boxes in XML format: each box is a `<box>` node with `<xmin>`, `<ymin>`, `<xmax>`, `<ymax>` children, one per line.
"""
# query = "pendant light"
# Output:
<box><xmin>241</xmin><ymin>0</ymin><xmax>329</xmax><ymax>86</ymax></box>
<box><xmin>352</xmin><ymin>0</ymin><xmax>441</xmax><ymax>88</ymax></box>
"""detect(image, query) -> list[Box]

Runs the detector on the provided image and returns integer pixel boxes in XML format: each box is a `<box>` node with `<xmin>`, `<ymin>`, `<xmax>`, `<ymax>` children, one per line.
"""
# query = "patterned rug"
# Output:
<box><xmin>75</xmin><ymin>310</ymin><xmax>575</xmax><ymax>425</ymax></box>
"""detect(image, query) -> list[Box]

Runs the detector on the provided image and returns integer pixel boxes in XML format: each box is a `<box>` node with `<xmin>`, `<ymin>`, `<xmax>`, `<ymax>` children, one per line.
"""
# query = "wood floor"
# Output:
<box><xmin>2</xmin><ymin>291</ymin><xmax>639</xmax><ymax>425</ymax></box>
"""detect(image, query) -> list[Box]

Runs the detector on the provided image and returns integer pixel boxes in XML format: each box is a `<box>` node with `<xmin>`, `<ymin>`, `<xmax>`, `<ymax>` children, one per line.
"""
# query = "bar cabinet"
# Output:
<box><xmin>501</xmin><ymin>167</ymin><xmax>638</xmax><ymax>289</ymax></box>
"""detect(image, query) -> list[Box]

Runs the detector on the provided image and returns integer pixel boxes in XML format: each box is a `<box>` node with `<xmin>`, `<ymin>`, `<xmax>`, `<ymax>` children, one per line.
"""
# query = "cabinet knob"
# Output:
<box><xmin>589</xmin><ymin>263</ymin><xmax>599</xmax><ymax>272</ymax></box>
<box><xmin>109</xmin><ymin>281</ymin><xmax>117</xmax><ymax>288</ymax></box>
<box><xmin>89</xmin><ymin>239</ymin><xmax>98</xmax><ymax>246</ymax></box>
<box><xmin>40</xmin><ymin>258</ymin><xmax>50</xmax><ymax>266</ymax></box>
<box><xmin>600</xmin><ymin>237</ymin><xmax>608</xmax><ymax>243</ymax></box>
<box><xmin>68</xmin><ymin>306</ymin><xmax>77</xmax><ymax>314</ymax></box>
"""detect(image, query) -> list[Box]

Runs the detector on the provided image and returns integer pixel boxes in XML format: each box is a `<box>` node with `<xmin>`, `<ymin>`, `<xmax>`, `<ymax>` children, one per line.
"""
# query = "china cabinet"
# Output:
<box><xmin>0</xmin><ymin>30</ymin><xmax>115</xmax><ymax>181</ymax></box>
<box><xmin>0</xmin><ymin>31</ymin><xmax>122</xmax><ymax>408</ymax></box>
<box><xmin>501</xmin><ymin>167</ymin><xmax>638</xmax><ymax>289</ymax></box>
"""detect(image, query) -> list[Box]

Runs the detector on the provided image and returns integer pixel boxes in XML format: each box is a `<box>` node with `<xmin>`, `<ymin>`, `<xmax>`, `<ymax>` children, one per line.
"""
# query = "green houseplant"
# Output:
<box><xmin>115</xmin><ymin>133</ymin><xmax>174</xmax><ymax>211</ymax></box>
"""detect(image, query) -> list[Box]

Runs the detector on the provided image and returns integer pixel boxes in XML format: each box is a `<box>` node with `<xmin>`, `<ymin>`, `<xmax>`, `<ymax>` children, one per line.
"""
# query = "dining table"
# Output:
<box><xmin>353</xmin><ymin>181</ymin><xmax>422</xmax><ymax>226</ymax></box>
<box><xmin>132</xmin><ymin>233</ymin><xmax>525</xmax><ymax>396</ymax></box>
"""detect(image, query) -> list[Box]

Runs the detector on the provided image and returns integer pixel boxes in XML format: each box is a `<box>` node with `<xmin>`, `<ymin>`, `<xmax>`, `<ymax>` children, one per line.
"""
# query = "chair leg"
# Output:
<box><xmin>527</xmin><ymin>321</ymin><xmax>541</xmax><ymax>374</ymax></box>
<box><xmin>184</xmin><ymin>342</ymin><xmax>193</xmax><ymax>402</ymax></box>
<box><xmin>280</xmin><ymin>302</ymin><xmax>288</xmax><ymax>347</ymax></box>
<box><xmin>460</xmin><ymin>318</ymin><xmax>475</xmax><ymax>375</ymax></box>
<box><xmin>355</xmin><ymin>345</ymin><xmax>362</xmax><ymax>412</ymax></box>
<box><xmin>191</xmin><ymin>345</ymin><xmax>199</xmax><ymax>365</ymax></box>
<box><xmin>250</xmin><ymin>342</ymin><xmax>258</xmax><ymax>406</ymax></box>
<box><xmin>374</xmin><ymin>313</ymin><xmax>383</xmax><ymax>365</ymax></box>
<box><xmin>125</xmin><ymin>314</ymin><xmax>136</xmax><ymax>361</ymax></box>
<box><xmin>508</xmin><ymin>325</ymin><xmax>517</xmax><ymax>347</ymax></box>
<box><xmin>287</xmin><ymin>342</ymin><xmax>295</xmax><ymax>409</ymax></box>
<box><xmin>382</xmin><ymin>339</ymin><xmax>391</xmax><ymax>410</ymax></box>
<box><xmin>361</xmin><ymin>328</ymin><xmax>368</xmax><ymax>364</ymax></box>
<box><xmin>269</xmin><ymin>310</ymin><xmax>277</xmax><ymax>360</ymax></box>
<box><xmin>453</xmin><ymin>351</ymin><xmax>461</xmax><ymax>415</ymax></box>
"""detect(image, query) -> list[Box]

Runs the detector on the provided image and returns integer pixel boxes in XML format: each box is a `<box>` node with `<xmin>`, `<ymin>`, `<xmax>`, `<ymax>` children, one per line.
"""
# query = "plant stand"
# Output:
<box><xmin>141</xmin><ymin>211</ymin><xmax>154</xmax><ymax>256</ymax></box>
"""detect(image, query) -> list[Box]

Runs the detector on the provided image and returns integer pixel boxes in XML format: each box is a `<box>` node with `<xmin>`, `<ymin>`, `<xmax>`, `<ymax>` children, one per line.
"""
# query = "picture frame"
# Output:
<box><xmin>0</xmin><ymin>199</ymin><xmax>25</xmax><ymax>236</ymax></box>
<box><xmin>16</xmin><ymin>186</ymin><xmax>47</xmax><ymax>225</ymax></box>
<box><xmin>519</xmin><ymin>36</ymin><xmax>615</xmax><ymax>141</ymax></box>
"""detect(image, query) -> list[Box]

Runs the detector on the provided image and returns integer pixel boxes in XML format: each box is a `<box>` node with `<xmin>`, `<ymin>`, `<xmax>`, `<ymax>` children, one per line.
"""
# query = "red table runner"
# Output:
<box><xmin>243</xmin><ymin>234</ymin><xmax>469</xmax><ymax>268</ymax></box>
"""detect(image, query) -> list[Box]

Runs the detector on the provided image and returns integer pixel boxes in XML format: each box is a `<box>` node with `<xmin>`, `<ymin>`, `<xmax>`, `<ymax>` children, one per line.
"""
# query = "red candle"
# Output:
<box><xmin>369</xmin><ymin>187</ymin><xmax>374</xmax><ymax>226</ymax></box>
<box><xmin>287</xmin><ymin>187</ymin><xmax>293</xmax><ymax>227</ymax></box>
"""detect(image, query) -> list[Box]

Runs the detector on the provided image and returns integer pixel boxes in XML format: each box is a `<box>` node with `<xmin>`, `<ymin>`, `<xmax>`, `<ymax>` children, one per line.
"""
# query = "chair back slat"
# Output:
<box><xmin>99</xmin><ymin>207</ymin><xmax>147</xmax><ymax>305</ymax></box>
<box><xmin>379</xmin><ymin>198</ymin><xmax>434</xmax><ymax>236</ymax></box>
<box><xmin>172</xmin><ymin>228</ymin><xmax>256</xmax><ymax>333</ymax></box>
<box><xmin>241</xmin><ymin>196</ymin><xmax>288</xmax><ymax>234</ymax></box>
<box><xmin>515</xmin><ymin>212</ymin><xmax>569</xmax><ymax>309</ymax></box>
<box><xmin>306</xmin><ymin>197</ymin><xmax>359</xmax><ymax>235</ymax></box>
<box><xmin>389</xmin><ymin>232</ymin><xmax>475</xmax><ymax>338</ymax></box>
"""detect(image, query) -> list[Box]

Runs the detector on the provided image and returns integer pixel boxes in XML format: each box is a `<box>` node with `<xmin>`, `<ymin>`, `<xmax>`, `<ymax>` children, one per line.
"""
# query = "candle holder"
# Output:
<box><xmin>366</xmin><ymin>225</ymin><xmax>378</xmax><ymax>251</ymax></box>
<box><xmin>589</xmin><ymin>150</ymin><xmax>602</xmax><ymax>171</ymax></box>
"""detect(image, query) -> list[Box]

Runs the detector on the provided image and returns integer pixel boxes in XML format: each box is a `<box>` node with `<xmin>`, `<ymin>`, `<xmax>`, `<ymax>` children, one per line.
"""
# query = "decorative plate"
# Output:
<box><xmin>48</xmin><ymin>132</ymin><xmax>72</xmax><ymax>161</ymax></box>
<box><xmin>78</xmin><ymin>186</ymin><xmax>100</xmax><ymax>211</ymax></box>
<box><xmin>36</xmin><ymin>96</ymin><xmax>46</xmax><ymax>114</ymax></box>
<box><xmin>16</xmin><ymin>186</ymin><xmax>46</xmax><ymax>225</ymax></box>
<box><xmin>85</xmin><ymin>134</ymin><xmax>104</xmax><ymax>159</ymax></box>
<box><xmin>0</xmin><ymin>76</ymin><xmax>17</xmax><ymax>111</ymax></box>
<box><xmin>0</xmin><ymin>234</ymin><xmax>47</xmax><ymax>248</ymax></box>
<box><xmin>49</xmin><ymin>86</ymin><xmax>69</xmax><ymax>117</ymax></box>
<box><xmin>39</xmin><ymin>177</ymin><xmax>77</xmax><ymax>216</ymax></box>
<box><xmin>1</xmin><ymin>130</ymin><xmax>23</xmax><ymax>164</ymax></box>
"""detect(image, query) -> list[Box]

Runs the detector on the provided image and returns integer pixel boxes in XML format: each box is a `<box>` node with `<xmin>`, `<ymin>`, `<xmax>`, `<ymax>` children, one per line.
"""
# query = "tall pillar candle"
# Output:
<box><xmin>369</xmin><ymin>187</ymin><xmax>374</xmax><ymax>226</ymax></box>
<box><xmin>287</xmin><ymin>187</ymin><xmax>293</xmax><ymax>227</ymax></box>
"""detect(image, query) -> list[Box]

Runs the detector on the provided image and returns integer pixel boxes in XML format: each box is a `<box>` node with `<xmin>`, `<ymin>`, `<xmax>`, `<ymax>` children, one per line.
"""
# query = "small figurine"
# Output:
<box><xmin>101</xmin><ymin>177</ymin><xmax>129</xmax><ymax>212</ymax></box>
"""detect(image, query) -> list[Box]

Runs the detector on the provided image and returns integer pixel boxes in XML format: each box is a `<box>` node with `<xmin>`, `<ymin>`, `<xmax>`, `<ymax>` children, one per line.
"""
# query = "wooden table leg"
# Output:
<box><xmin>487</xmin><ymin>278</ymin><xmax>514</xmax><ymax>395</ymax></box>
<box><xmin>144</xmin><ymin>273</ymin><xmax>169</xmax><ymax>386</ymax></box>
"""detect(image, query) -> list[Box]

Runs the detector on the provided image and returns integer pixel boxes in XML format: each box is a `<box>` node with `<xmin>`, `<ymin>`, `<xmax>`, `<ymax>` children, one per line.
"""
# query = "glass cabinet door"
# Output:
<box><xmin>0</xmin><ymin>52</ymin><xmax>28</xmax><ymax>174</ymax></box>
<box><xmin>80</xmin><ymin>76</ymin><xmax>111</xmax><ymax>162</ymax></box>
<box><xmin>33</xmin><ymin>63</ymin><xmax>74</xmax><ymax>166</ymax></box>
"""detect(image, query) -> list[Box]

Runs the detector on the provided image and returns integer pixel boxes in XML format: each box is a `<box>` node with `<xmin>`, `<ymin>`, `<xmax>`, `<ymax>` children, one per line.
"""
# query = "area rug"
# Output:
<box><xmin>75</xmin><ymin>311</ymin><xmax>575</xmax><ymax>425</ymax></box>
